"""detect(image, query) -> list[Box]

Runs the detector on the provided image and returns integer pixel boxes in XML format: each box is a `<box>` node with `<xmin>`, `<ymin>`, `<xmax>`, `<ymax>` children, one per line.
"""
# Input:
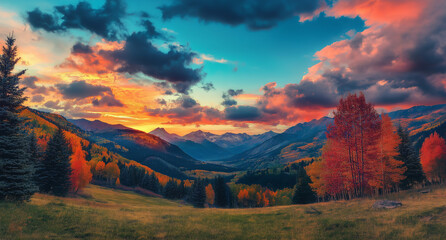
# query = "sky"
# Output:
<box><xmin>1</xmin><ymin>0</ymin><xmax>445</xmax><ymax>135</ymax></box>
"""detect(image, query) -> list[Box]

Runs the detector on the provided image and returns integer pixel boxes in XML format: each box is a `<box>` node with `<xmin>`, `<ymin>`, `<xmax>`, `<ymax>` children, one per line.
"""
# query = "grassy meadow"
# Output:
<box><xmin>1</xmin><ymin>185</ymin><xmax>445</xmax><ymax>240</ymax></box>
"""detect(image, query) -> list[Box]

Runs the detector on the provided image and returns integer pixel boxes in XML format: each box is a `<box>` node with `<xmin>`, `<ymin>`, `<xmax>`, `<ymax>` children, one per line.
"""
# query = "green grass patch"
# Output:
<box><xmin>0</xmin><ymin>184</ymin><xmax>445</xmax><ymax>239</ymax></box>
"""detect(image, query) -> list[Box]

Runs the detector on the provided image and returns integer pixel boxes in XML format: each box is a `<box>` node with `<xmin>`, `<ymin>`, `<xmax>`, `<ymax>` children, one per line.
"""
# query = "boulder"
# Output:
<box><xmin>372</xmin><ymin>200</ymin><xmax>402</xmax><ymax>209</ymax></box>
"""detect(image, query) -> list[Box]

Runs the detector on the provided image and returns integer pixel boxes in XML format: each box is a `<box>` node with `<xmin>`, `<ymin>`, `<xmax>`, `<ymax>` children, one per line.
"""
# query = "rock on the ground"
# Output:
<box><xmin>372</xmin><ymin>200</ymin><xmax>403</xmax><ymax>209</ymax></box>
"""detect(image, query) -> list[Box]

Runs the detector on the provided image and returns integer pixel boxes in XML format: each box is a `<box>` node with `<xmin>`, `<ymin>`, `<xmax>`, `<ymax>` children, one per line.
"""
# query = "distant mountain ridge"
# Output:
<box><xmin>219</xmin><ymin>117</ymin><xmax>334</xmax><ymax>169</ymax></box>
<box><xmin>69</xmin><ymin>119</ymin><xmax>131</xmax><ymax>132</ymax></box>
<box><xmin>149</xmin><ymin>128</ymin><xmax>278</xmax><ymax>161</ymax></box>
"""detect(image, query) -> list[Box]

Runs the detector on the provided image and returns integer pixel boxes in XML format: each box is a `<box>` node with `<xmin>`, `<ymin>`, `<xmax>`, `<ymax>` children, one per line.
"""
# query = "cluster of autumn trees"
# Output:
<box><xmin>306</xmin><ymin>93</ymin><xmax>445</xmax><ymax>200</ymax></box>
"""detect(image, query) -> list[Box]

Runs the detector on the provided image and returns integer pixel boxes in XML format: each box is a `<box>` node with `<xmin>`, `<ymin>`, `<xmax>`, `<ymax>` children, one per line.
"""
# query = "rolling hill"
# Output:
<box><xmin>19</xmin><ymin>107</ymin><xmax>178</xmax><ymax>184</ymax></box>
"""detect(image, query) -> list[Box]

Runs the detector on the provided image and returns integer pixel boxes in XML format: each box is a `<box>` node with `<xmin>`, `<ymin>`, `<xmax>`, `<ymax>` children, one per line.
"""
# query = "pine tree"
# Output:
<box><xmin>40</xmin><ymin>127</ymin><xmax>72</xmax><ymax>196</ymax></box>
<box><xmin>141</xmin><ymin>173</ymin><xmax>150</xmax><ymax>189</ymax></box>
<box><xmin>214</xmin><ymin>176</ymin><xmax>228</xmax><ymax>207</ymax></box>
<box><xmin>150</xmin><ymin>172</ymin><xmax>160</xmax><ymax>193</ymax></box>
<box><xmin>0</xmin><ymin>34</ymin><xmax>37</xmax><ymax>201</ymax></box>
<box><xmin>177</xmin><ymin>180</ymin><xmax>187</xmax><ymax>199</ymax></box>
<box><xmin>292</xmin><ymin>167</ymin><xmax>316</xmax><ymax>204</ymax></box>
<box><xmin>28</xmin><ymin>131</ymin><xmax>42</xmax><ymax>190</ymax></box>
<box><xmin>163</xmin><ymin>179</ymin><xmax>178</xmax><ymax>199</ymax></box>
<box><xmin>190</xmin><ymin>178</ymin><xmax>206</xmax><ymax>208</ymax></box>
<box><xmin>396</xmin><ymin>125</ymin><xmax>425</xmax><ymax>189</ymax></box>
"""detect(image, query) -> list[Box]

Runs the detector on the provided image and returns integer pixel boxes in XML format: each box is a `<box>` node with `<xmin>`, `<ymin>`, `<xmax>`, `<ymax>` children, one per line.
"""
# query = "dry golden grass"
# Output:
<box><xmin>1</xmin><ymin>184</ymin><xmax>445</xmax><ymax>239</ymax></box>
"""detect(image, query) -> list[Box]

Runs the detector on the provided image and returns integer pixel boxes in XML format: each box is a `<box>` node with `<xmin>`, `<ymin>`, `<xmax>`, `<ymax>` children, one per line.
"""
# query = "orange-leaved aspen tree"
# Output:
<box><xmin>420</xmin><ymin>132</ymin><xmax>446</xmax><ymax>183</ymax></box>
<box><xmin>372</xmin><ymin>113</ymin><xmax>405</xmax><ymax>193</ymax></box>
<box><xmin>205</xmin><ymin>184</ymin><xmax>215</xmax><ymax>205</ymax></box>
<box><xmin>70</xmin><ymin>142</ymin><xmax>92</xmax><ymax>193</ymax></box>
<box><xmin>95</xmin><ymin>161</ymin><xmax>106</xmax><ymax>178</ymax></box>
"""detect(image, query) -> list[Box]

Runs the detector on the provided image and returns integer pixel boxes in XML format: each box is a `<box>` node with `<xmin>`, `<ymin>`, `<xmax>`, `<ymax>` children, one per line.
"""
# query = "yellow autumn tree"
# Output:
<box><xmin>104</xmin><ymin>162</ymin><xmax>120</xmax><ymax>185</ymax></box>
<box><xmin>306</xmin><ymin>160</ymin><xmax>327</xmax><ymax>198</ymax></box>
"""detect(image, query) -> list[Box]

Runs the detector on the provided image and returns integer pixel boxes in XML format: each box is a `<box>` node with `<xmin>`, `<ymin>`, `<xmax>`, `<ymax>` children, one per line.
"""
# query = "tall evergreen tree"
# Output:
<box><xmin>177</xmin><ymin>180</ymin><xmax>187</xmax><ymax>199</ymax></box>
<box><xmin>28</xmin><ymin>131</ymin><xmax>42</xmax><ymax>190</ymax></box>
<box><xmin>163</xmin><ymin>179</ymin><xmax>178</xmax><ymax>199</ymax></box>
<box><xmin>214</xmin><ymin>176</ymin><xmax>228</xmax><ymax>208</ymax></box>
<box><xmin>190</xmin><ymin>178</ymin><xmax>206</xmax><ymax>208</ymax></box>
<box><xmin>40</xmin><ymin>127</ymin><xmax>72</xmax><ymax>196</ymax></box>
<box><xmin>149</xmin><ymin>172</ymin><xmax>160</xmax><ymax>193</ymax></box>
<box><xmin>396</xmin><ymin>125</ymin><xmax>425</xmax><ymax>189</ymax></box>
<box><xmin>292</xmin><ymin>167</ymin><xmax>316</xmax><ymax>204</ymax></box>
<box><xmin>0</xmin><ymin>34</ymin><xmax>36</xmax><ymax>201</ymax></box>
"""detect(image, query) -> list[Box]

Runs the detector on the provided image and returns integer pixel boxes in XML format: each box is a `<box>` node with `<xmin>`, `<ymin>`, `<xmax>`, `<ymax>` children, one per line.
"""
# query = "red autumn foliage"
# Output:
<box><xmin>371</xmin><ymin>114</ymin><xmax>405</xmax><ymax>192</ymax></box>
<box><xmin>310</xmin><ymin>93</ymin><xmax>405</xmax><ymax>199</ymax></box>
<box><xmin>420</xmin><ymin>132</ymin><xmax>446</xmax><ymax>182</ymax></box>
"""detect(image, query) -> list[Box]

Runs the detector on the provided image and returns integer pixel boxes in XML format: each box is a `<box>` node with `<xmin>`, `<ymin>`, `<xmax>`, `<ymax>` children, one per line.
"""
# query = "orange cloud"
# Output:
<box><xmin>328</xmin><ymin>0</ymin><xmax>427</xmax><ymax>26</ymax></box>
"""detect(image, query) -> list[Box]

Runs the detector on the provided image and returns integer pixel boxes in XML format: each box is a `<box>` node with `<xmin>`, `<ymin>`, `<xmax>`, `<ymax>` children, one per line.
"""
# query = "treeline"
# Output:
<box><xmin>237</xmin><ymin>160</ymin><xmax>313</xmax><ymax>190</ymax></box>
<box><xmin>117</xmin><ymin>166</ymin><xmax>232</xmax><ymax>208</ymax></box>
<box><xmin>233</xmin><ymin>165</ymin><xmax>317</xmax><ymax>207</ymax></box>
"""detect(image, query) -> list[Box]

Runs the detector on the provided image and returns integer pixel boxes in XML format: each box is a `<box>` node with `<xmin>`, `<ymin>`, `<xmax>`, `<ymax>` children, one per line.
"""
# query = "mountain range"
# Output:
<box><xmin>70</xmin><ymin>104</ymin><xmax>446</xmax><ymax>171</ymax></box>
<box><xmin>149</xmin><ymin>128</ymin><xmax>278</xmax><ymax>161</ymax></box>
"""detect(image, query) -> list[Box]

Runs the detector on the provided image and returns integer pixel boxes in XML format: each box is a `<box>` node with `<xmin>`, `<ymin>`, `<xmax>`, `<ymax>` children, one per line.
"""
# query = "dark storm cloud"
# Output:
<box><xmin>227</xmin><ymin>89</ymin><xmax>243</xmax><ymax>96</ymax></box>
<box><xmin>222</xmin><ymin>89</ymin><xmax>243</xmax><ymax>107</ymax></box>
<box><xmin>224</xmin><ymin>105</ymin><xmax>261</xmax><ymax>121</ymax></box>
<box><xmin>100</xmin><ymin>32</ymin><xmax>203</xmax><ymax>93</ymax></box>
<box><xmin>72</xmin><ymin>42</ymin><xmax>93</xmax><ymax>54</ymax></box>
<box><xmin>56</xmin><ymin>80</ymin><xmax>112</xmax><ymax>99</ymax></box>
<box><xmin>27</xmin><ymin>0</ymin><xmax>126</xmax><ymax>40</ymax></box>
<box><xmin>159</xmin><ymin>0</ymin><xmax>325</xmax><ymax>30</ymax></box>
<box><xmin>201</xmin><ymin>82</ymin><xmax>215</xmax><ymax>91</ymax></box>
<box><xmin>283</xmin><ymin>80</ymin><xmax>338</xmax><ymax>109</ymax></box>
<box><xmin>44</xmin><ymin>100</ymin><xmax>65</xmax><ymax>110</ymax></box>
<box><xmin>157</xmin><ymin>98</ymin><xmax>167</xmax><ymax>105</ymax></box>
<box><xmin>92</xmin><ymin>95</ymin><xmax>124</xmax><ymax>107</ymax></box>
<box><xmin>30</xmin><ymin>95</ymin><xmax>44</xmax><ymax>103</ymax></box>
<box><xmin>141</xmin><ymin>20</ymin><xmax>165</xmax><ymax>39</ymax></box>
<box><xmin>145</xmin><ymin>95</ymin><xmax>224</xmax><ymax>124</ymax></box>
<box><xmin>179</xmin><ymin>96</ymin><xmax>198</xmax><ymax>108</ymax></box>
<box><xmin>26</xmin><ymin>8</ymin><xmax>64</xmax><ymax>32</ymax></box>
<box><xmin>22</xmin><ymin>76</ymin><xmax>39</xmax><ymax>89</ymax></box>
<box><xmin>222</xmin><ymin>99</ymin><xmax>237</xmax><ymax>107</ymax></box>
